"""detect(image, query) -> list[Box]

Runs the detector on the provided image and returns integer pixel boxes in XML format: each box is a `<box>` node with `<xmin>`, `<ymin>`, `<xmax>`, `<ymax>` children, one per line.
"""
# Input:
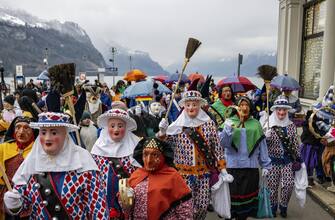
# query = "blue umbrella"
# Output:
<box><xmin>270</xmin><ymin>74</ymin><xmax>300</xmax><ymax>91</ymax></box>
<box><xmin>122</xmin><ymin>79</ymin><xmax>171</xmax><ymax>98</ymax></box>
<box><xmin>165</xmin><ymin>72</ymin><xmax>189</xmax><ymax>83</ymax></box>
<box><xmin>37</xmin><ymin>70</ymin><xmax>49</xmax><ymax>81</ymax></box>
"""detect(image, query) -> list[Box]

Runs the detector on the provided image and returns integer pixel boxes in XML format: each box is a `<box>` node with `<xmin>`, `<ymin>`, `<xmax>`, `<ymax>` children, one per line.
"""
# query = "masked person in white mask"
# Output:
<box><xmin>91</xmin><ymin>108</ymin><xmax>141</xmax><ymax>219</ymax></box>
<box><xmin>158</xmin><ymin>90</ymin><xmax>226</xmax><ymax>220</ymax></box>
<box><xmin>4</xmin><ymin>112</ymin><xmax>108</xmax><ymax>219</ymax></box>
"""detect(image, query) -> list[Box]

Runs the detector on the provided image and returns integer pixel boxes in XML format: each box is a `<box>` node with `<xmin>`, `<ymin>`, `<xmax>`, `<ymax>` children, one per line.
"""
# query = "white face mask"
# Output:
<box><xmin>150</xmin><ymin>102</ymin><xmax>162</xmax><ymax>115</ymax></box>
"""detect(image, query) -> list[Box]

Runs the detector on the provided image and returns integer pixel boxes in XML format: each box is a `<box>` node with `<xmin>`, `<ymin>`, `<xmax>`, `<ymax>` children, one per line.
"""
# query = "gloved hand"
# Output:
<box><xmin>265</xmin><ymin>129</ymin><xmax>271</xmax><ymax>138</ymax></box>
<box><xmin>126</xmin><ymin>187</ymin><xmax>134</xmax><ymax>198</ymax></box>
<box><xmin>165</xmin><ymin>94</ymin><xmax>171</xmax><ymax>105</ymax></box>
<box><xmin>259</xmin><ymin>111</ymin><xmax>266</xmax><ymax>117</ymax></box>
<box><xmin>224</xmin><ymin>119</ymin><xmax>234</xmax><ymax>133</ymax></box>
<box><xmin>135</xmin><ymin>105</ymin><xmax>142</xmax><ymax>116</ymax></box>
<box><xmin>4</xmin><ymin>190</ymin><xmax>22</xmax><ymax>210</ymax></box>
<box><xmin>158</xmin><ymin>118</ymin><xmax>169</xmax><ymax>135</ymax></box>
<box><xmin>221</xmin><ymin>169</ymin><xmax>228</xmax><ymax>175</ymax></box>
<box><xmin>261</xmin><ymin>168</ymin><xmax>269</xmax><ymax>177</ymax></box>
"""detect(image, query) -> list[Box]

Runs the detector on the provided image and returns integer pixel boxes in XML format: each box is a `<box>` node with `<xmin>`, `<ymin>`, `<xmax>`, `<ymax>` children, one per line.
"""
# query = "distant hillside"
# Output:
<box><xmin>166</xmin><ymin>52</ymin><xmax>277</xmax><ymax>76</ymax></box>
<box><xmin>94</xmin><ymin>40</ymin><xmax>169</xmax><ymax>76</ymax></box>
<box><xmin>0</xmin><ymin>7</ymin><xmax>105</xmax><ymax>76</ymax></box>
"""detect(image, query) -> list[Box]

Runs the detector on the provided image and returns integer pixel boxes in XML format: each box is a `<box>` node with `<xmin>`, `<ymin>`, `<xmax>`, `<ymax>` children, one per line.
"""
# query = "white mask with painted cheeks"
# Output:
<box><xmin>150</xmin><ymin>102</ymin><xmax>162</xmax><ymax>116</ymax></box>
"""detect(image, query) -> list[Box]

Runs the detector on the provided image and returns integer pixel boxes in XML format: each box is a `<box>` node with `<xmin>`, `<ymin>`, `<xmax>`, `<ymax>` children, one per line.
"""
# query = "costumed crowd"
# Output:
<box><xmin>0</xmin><ymin>63</ymin><xmax>333</xmax><ymax>220</ymax></box>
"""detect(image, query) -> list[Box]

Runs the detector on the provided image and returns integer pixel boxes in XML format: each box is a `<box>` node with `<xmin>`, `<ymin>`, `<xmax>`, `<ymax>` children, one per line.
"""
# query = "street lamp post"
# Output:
<box><xmin>0</xmin><ymin>60</ymin><xmax>5</xmax><ymax>110</ymax></box>
<box><xmin>109</xmin><ymin>47</ymin><xmax>118</xmax><ymax>86</ymax></box>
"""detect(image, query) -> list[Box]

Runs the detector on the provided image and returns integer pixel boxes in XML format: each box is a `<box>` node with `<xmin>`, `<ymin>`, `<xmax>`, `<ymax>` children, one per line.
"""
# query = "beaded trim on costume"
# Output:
<box><xmin>178</xmin><ymin>90</ymin><xmax>207</xmax><ymax>107</ymax></box>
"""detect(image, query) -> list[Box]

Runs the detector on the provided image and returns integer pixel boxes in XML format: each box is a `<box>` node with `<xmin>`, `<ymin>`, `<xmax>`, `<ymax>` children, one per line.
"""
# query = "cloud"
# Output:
<box><xmin>1</xmin><ymin>0</ymin><xmax>279</xmax><ymax>67</ymax></box>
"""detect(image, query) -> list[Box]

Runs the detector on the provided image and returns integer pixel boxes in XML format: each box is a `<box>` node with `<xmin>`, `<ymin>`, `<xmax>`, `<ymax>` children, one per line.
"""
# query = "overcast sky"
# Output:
<box><xmin>1</xmin><ymin>0</ymin><xmax>279</xmax><ymax>67</ymax></box>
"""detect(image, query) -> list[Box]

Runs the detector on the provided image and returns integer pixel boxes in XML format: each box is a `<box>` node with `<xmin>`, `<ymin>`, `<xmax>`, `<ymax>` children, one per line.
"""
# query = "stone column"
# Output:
<box><xmin>276</xmin><ymin>0</ymin><xmax>288</xmax><ymax>74</ymax></box>
<box><xmin>284</xmin><ymin>0</ymin><xmax>303</xmax><ymax>80</ymax></box>
<box><xmin>319</xmin><ymin>0</ymin><xmax>335</xmax><ymax>99</ymax></box>
<box><xmin>276</xmin><ymin>0</ymin><xmax>303</xmax><ymax>81</ymax></box>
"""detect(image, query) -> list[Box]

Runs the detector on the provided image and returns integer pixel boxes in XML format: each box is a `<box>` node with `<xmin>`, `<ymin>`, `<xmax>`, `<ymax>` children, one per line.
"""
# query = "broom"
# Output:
<box><xmin>257</xmin><ymin>65</ymin><xmax>277</xmax><ymax>130</ymax></box>
<box><xmin>49</xmin><ymin>63</ymin><xmax>81</xmax><ymax>146</ymax></box>
<box><xmin>164</xmin><ymin>38</ymin><xmax>202</xmax><ymax>120</ymax></box>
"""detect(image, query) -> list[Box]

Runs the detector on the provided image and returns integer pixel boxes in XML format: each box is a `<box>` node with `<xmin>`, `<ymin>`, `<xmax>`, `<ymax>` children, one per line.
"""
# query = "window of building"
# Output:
<box><xmin>299</xmin><ymin>0</ymin><xmax>326</xmax><ymax>99</ymax></box>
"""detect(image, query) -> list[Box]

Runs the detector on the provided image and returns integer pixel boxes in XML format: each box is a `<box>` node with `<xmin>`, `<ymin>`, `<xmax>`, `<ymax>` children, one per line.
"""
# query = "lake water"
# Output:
<box><xmin>4</xmin><ymin>75</ymin><xmax>264</xmax><ymax>92</ymax></box>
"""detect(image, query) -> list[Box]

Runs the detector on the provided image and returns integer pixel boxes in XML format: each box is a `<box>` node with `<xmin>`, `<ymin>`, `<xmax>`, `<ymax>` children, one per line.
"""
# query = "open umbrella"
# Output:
<box><xmin>165</xmin><ymin>72</ymin><xmax>189</xmax><ymax>83</ymax></box>
<box><xmin>188</xmin><ymin>72</ymin><xmax>205</xmax><ymax>83</ymax></box>
<box><xmin>217</xmin><ymin>76</ymin><xmax>257</xmax><ymax>93</ymax></box>
<box><xmin>270</xmin><ymin>74</ymin><xmax>301</xmax><ymax>91</ymax></box>
<box><xmin>122</xmin><ymin>79</ymin><xmax>171</xmax><ymax>98</ymax></box>
<box><xmin>152</xmin><ymin>74</ymin><xmax>168</xmax><ymax>83</ymax></box>
<box><xmin>124</xmin><ymin>69</ymin><xmax>147</xmax><ymax>82</ymax></box>
<box><xmin>37</xmin><ymin>70</ymin><xmax>49</xmax><ymax>81</ymax></box>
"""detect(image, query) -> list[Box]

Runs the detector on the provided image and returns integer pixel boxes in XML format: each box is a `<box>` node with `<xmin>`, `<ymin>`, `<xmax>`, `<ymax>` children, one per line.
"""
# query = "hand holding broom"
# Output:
<box><xmin>257</xmin><ymin>65</ymin><xmax>277</xmax><ymax>130</ymax></box>
<box><xmin>164</xmin><ymin>38</ymin><xmax>202</xmax><ymax>121</ymax></box>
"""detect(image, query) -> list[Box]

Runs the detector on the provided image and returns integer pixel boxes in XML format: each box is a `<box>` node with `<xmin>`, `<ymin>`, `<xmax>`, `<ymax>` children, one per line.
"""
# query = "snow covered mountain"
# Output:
<box><xmin>0</xmin><ymin>6</ymin><xmax>105</xmax><ymax>76</ymax></box>
<box><xmin>93</xmin><ymin>39</ymin><xmax>169</xmax><ymax>76</ymax></box>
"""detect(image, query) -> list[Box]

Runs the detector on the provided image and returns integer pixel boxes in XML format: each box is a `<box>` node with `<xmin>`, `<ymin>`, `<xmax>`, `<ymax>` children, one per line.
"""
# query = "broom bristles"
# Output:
<box><xmin>185</xmin><ymin>38</ymin><xmax>202</xmax><ymax>59</ymax></box>
<box><xmin>257</xmin><ymin>65</ymin><xmax>277</xmax><ymax>81</ymax></box>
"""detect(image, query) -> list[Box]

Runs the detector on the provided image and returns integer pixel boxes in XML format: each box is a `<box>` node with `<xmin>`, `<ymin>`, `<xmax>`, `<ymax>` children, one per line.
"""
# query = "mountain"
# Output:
<box><xmin>166</xmin><ymin>52</ymin><xmax>277</xmax><ymax>76</ymax></box>
<box><xmin>93</xmin><ymin>40</ymin><xmax>169</xmax><ymax>76</ymax></box>
<box><xmin>0</xmin><ymin>7</ymin><xmax>105</xmax><ymax>76</ymax></box>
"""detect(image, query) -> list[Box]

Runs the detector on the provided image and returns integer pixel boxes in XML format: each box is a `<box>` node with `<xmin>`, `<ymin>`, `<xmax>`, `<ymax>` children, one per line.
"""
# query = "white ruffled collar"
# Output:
<box><xmin>91</xmin><ymin>129</ymin><xmax>140</xmax><ymax>158</ymax></box>
<box><xmin>269</xmin><ymin>111</ymin><xmax>293</xmax><ymax>128</ymax></box>
<box><xmin>13</xmin><ymin>135</ymin><xmax>98</xmax><ymax>185</ymax></box>
<box><xmin>166</xmin><ymin>109</ymin><xmax>211</xmax><ymax>135</ymax></box>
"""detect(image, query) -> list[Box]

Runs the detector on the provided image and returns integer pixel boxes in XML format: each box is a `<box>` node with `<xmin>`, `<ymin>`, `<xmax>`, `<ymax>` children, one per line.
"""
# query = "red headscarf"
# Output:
<box><xmin>128</xmin><ymin>165</ymin><xmax>191</xmax><ymax>219</ymax></box>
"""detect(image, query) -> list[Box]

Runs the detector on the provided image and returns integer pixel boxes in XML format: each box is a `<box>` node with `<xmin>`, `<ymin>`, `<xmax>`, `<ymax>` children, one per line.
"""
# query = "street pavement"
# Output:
<box><xmin>206</xmin><ymin>193</ymin><xmax>334</xmax><ymax>220</ymax></box>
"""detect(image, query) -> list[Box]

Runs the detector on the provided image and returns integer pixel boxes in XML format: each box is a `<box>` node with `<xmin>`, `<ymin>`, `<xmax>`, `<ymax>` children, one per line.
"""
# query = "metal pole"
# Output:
<box><xmin>129</xmin><ymin>56</ymin><xmax>132</xmax><ymax>70</ymax></box>
<box><xmin>237</xmin><ymin>53</ymin><xmax>242</xmax><ymax>77</ymax></box>
<box><xmin>0</xmin><ymin>63</ymin><xmax>4</xmax><ymax>111</ymax></box>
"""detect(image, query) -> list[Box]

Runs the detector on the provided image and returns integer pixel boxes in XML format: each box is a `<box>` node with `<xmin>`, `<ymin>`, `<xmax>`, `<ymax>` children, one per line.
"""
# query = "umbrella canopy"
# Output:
<box><xmin>270</xmin><ymin>74</ymin><xmax>301</xmax><ymax>91</ymax></box>
<box><xmin>188</xmin><ymin>72</ymin><xmax>205</xmax><ymax>83</ymax></box>
<box><xmin>122</xmin><ymin>79</ymin><xmax>171</xmax><ymax>98</ymax></box>
<box><xmin>217</xmin><ymin>76</ymin><xmax>257</xmax><ymax>93</ymax></box>
<box><xmin>124</xmin><ymin>69</ymin><xmax>147</xmax><ymax>81</ymax></box>
<box><xmin>165</xmin><ymin>72</ymin><xmax>189</xmax><ymax>83</ymax></box>
<box><xmin>152</xmin><ymin>74</ymin><xmax>168</xmax><ymax>83</ymax></box>
<box><xmin>37</xmin><ymin>70</ymin><xmax>49</xmax><ymax>81</ymax></box>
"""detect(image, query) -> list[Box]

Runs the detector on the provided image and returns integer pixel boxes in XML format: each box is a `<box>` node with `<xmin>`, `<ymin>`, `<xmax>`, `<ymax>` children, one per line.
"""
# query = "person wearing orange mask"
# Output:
<box><xmin>219</xmin><ymin>96</ymin><xmax>271</xmax><ymax>220</ymax></box>
<box><xmin>0</xmin><ymin>116</ymin><xmax>37</xmax><ymax>220</ymax></box>
<box><xmin>119</xmin><ymin>138</ymin><xmax>193</xmax><ymax>219</ymax></box>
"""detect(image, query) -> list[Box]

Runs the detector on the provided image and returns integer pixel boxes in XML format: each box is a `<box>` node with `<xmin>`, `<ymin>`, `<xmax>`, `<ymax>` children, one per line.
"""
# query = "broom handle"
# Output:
<box><xmin>164</xmin><ymin>58</ymin><xmax>189</xmax><ymax>120</ymax></box>
<box><xmin>0</xmin><ymin>164</ymin><xmax>12</xmax><ymax>191</ymax></box>
<box><xmin>265</xmin><ymin>81</ymin><xmax>270</xmax><ymax>130</ymax></box>
<box><xmin>65</xmin><ymin>95</ymin><xmax>82</xmax><ymax>146</ymax></box>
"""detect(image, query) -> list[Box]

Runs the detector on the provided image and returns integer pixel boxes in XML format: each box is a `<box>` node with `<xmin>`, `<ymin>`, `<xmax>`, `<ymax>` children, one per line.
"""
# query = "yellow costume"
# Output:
<box><xmin>0</xmin><ymin>141</ymin><xmax>33</xmax><ymax>219</ymax></box>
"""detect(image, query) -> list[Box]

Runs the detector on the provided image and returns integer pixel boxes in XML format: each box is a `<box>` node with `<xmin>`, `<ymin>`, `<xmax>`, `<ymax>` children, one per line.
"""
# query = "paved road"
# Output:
<box><xmin>206</xmin><ymin>193</ymin><xmax>334</xmax><ymax>220</ymax></box>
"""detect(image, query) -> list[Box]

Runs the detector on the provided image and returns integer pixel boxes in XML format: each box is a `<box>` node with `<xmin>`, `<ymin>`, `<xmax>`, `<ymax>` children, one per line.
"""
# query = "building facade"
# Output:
<box><xmin>277</xmin><ymin>0</ymin><xmax>335</xmax><ymax>106</ymax></box>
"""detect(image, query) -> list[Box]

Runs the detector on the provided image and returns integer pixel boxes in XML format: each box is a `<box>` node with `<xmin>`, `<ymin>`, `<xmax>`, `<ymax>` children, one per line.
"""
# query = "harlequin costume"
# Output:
<box><xmin>219</xmin><ymin>96</ymin><xmax>271</xmax><ymax>219</ymax></box>
<box><xmin>5</xmin><ymin>112</ymin><xmax>108</xmax><ymax>219</ymax></box>
<box><xmin>0</xmin><ymin>116</ymin><xmax>37</xmax><ymax>220</ymax></box>
<box><xmin>165</xmin><ymin>90</ymin><xmax>226</xmax><ymax>220</ymax></box>
<box><xmin>91</xmin><ymin>108</ymin><xmax>141</xmax><ymax>219</ymax></box>
<box><xmin>121</xmin><ymin>137</ymin><xmax>193</xmax><ymax>219</ymax></box>
<box><xmin>265</xmin><ymin>96</ymin><xmax>301</xmax><ymax>217</ymax></box>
